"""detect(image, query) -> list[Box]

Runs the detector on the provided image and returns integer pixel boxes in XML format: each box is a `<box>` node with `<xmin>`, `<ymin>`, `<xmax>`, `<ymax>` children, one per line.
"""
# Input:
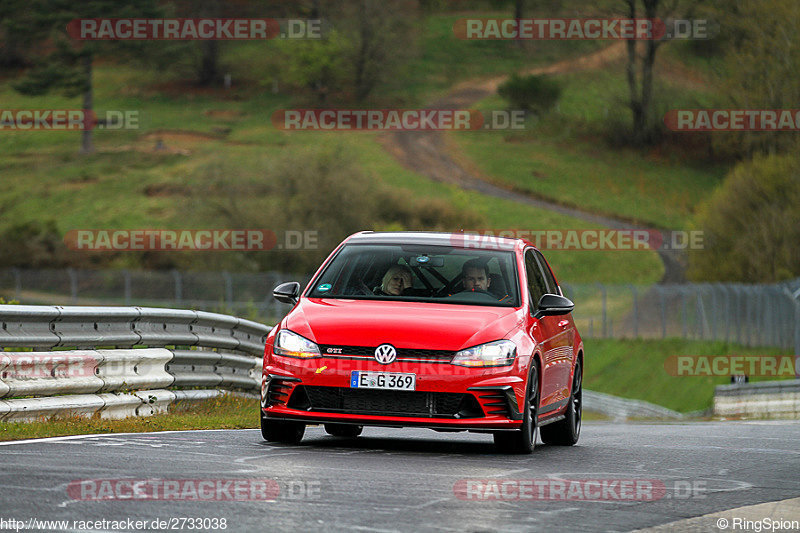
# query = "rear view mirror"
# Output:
<box><xmin>273</xmin><ymin>282</ymin><xmax>301</xmax><ymax>305</ymax></box>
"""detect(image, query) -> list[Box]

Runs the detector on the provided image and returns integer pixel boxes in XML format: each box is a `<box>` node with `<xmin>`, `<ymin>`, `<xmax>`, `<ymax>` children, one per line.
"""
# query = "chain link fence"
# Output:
<box><xmin>1</xmin><ymin>268</ymin><xmax>797</xmax><ymax>354</ymax></box>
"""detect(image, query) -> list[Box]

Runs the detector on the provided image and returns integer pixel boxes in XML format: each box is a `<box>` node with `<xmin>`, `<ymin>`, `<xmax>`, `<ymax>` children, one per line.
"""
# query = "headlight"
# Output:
<box><xmin>451</xmin><ymin>340</ymin><xmax>516</xmax><ymax>367</ymax></box>
<box><xmin>273</xmin><ymin>329</ymin><xmax>320</xmax><ymax>359</ymax></box>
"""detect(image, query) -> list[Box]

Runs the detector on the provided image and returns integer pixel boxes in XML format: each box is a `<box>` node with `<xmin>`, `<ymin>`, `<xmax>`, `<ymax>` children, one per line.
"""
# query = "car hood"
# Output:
<box><xmin>284</xmin><ymin>298</ymin><xmax>522</xmax><ymax>351</ymax></box>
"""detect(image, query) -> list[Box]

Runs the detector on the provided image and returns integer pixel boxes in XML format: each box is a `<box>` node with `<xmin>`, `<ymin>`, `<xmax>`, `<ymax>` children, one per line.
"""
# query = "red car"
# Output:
<box><xmin>261</xmin><ymin>231</ymin><xmax>583</xmax><ymax>453</ymax></box>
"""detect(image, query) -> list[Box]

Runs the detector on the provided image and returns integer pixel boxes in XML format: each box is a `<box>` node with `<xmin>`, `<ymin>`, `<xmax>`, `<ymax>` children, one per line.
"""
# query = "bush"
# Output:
<box><xmin>498</xmin><ymin>73</ymin><xmax>562</xmax><ymax>116</ymax></box>
<box><xmin>187</xmin><ymin>145</ymin><xmax>486</xmax><ymax>275</ymax></box>
<box><xmin>689</xmin><ymin>152</ymin><xmax>800</xmax><ymax>282</ymax></box>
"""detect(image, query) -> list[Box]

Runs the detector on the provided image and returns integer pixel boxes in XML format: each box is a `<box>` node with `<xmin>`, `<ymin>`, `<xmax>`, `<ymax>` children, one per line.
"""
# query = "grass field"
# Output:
<box><xmin>0</xmin><ymin>41</ymin><xmax>664</xmax><ymax>284</ymax></box>
<box><xmin>449</xmin><ymin>60</ymin><xmax>728</xmax><ymax>229</ymax></box>
<box><xmin>584</xmin><ymin>338</ymin><xmax>787</xmax><ymax>413</ymax></box>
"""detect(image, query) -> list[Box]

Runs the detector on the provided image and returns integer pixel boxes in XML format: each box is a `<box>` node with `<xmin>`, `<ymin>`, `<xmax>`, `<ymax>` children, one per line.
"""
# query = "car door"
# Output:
<box><xmin>533</xmin><ymin>249</ymin><xmax>574</xmax><ymax>405</ymax></box>
<box><xmin>524</xmin><ymin>249</ymin><xmax>561</xmax><ymax>408</ymax></box>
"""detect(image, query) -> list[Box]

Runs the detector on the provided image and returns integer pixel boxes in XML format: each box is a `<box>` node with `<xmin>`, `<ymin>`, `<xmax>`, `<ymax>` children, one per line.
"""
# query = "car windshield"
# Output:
<box><xmin>306</xmin><ymin>243</ymin><xmax>520</xmax><ymax>307</ymax></box>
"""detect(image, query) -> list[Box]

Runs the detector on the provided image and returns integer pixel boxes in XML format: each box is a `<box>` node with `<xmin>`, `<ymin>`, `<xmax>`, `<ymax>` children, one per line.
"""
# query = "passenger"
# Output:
<box><xmin>375</xmin><ymin>265</ymin><xmax>413</xmax><ymax>296</ymax></box>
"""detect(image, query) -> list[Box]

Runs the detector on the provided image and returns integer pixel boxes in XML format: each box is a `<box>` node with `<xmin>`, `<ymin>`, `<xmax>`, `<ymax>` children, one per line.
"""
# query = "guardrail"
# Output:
<box><xmin>714</xmin><ymin>380</ymin><xmax>800</xmax><ymax>419</ymax></box>
<box><xmin>0</xmin><ymin>305</ymin><xmax>270</xmax><ymax>422</ymax></box>
<box><xmin>0</xmin><ymin>304</ymin><xmax>695</xmax><ymax>423</ymax></box>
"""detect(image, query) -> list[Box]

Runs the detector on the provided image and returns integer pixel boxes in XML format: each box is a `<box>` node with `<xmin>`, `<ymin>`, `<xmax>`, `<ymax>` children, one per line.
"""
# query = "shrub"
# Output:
<box><xmin>498</xmin><ymin>73</ymin><xmax>562</xmax><ymax>116</ymax></box>
<box><xmin>689</xmin><ymin>152</ymin><xmax>800</xmax><ymax>282</ymax></box>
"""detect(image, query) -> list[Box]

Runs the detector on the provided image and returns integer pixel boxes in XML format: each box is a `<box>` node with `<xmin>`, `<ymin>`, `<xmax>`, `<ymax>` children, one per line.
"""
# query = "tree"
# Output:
<box><xmin>277</xmin><ymin>30</ymin><xmax>350</xmax><ymax>104</ymax></box>
<box><xmin>689</xmin><ymin>151</ymin><xmax>800</xmax><ymax>282</ymax></box>
<box><xmin>338</xmin><ymin>0</ymin><xmax>417</xmax><ymax>102</ymax></box>
<box><xmin>0</xmin><ymin>0</ymin><xmax>35</xmax><ymax>69</ymax></box>
<box><xmin>623</xmin><ymin>0</ymin><xmax>702</xmax><ymax>145</ymax></box>
<box><xmin>712</xmin><ymin>0</ymin><xmax>800</xmax><ymax>158</ymax></box>
<box><xmin>11</xmin><ymin>0</ymin><xmax>162</xmax><ymax>154</ymax></box>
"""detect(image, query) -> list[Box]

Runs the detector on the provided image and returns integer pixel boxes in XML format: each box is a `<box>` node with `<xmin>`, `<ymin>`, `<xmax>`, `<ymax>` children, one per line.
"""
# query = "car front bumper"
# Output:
<box><xmin>261</xmin><ymin>356</ymin><xmax>527</xmax><ymax>431</ymax></box>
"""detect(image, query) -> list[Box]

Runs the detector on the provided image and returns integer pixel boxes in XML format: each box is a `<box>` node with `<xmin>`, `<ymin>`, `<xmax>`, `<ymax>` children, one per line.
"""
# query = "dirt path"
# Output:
<box><xmin>379</xmin><ymin>42</ymin><xmax>686</xmax><ymax>283</ymax></box>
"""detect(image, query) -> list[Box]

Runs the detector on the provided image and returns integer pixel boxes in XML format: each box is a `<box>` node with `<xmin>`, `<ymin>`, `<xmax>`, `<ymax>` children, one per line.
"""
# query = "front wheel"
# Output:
<box><xmin>261</xmin><ymin>415</ymin><xmax>305</xmax><ymax>444</ymax></box>
<box><xmin>540</xmin><ymin>359</ymin><xmax>582</xmax><ymax>446</ymax></box>
<box><xmin>494</xmin><ymin>361</ymin><xmax>539</xmax><ymax>454</ymax></box>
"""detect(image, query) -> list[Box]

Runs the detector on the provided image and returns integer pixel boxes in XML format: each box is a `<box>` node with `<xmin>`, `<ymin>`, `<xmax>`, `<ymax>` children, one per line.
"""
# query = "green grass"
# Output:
<box><xmin>584</xmin><ymin>338</ymin><xmax>788</xmax><ymax>413</ymax></box>
<box><xmin>0</xmin><ymin>394</ymin><xmax>258</xmax><ymax>442</ymax></box>
<box><xmin>0</xmin><ymin>58</ymin><xmax>665</xmax><ymax>284</ymax></box>
<box><xmin>4</xmin><ymin>10</ymin><xmax>735</xmax><ymax>284</ymax></box>
<box><xmin>449</xmin><ymin>62</ymin><xmax>728</xmax><ymax>229</ymax></box>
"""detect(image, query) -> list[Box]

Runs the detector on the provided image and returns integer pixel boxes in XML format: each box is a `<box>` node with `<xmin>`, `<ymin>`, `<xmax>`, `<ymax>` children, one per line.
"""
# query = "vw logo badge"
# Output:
<box><xmin>374</xmin><ymin>344</ymin><xmax>397</xmax><ymax>364</ymax></box>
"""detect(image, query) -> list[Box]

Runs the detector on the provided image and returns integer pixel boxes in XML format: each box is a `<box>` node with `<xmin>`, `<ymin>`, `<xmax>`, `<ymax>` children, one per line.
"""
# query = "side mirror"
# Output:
<box><xmin>534</xmin><ymin>293</ymin><xmax>574</xmax><ymax>318</ymax></box>
<box><xmin>273</xmin><ymin>281</ymin><xmax>301</xmax><ymax>305</ymax></box>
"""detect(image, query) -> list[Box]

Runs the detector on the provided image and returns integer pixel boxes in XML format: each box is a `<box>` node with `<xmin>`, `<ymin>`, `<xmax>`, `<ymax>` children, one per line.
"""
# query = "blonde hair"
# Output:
<box><xmin>380</xmin><ymin>265</ymin><xmax>413</xmax><ymax>294</ymax></box>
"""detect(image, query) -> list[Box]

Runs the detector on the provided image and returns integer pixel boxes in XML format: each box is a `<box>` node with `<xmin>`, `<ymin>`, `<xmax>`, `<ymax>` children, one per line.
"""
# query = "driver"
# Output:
<box><xmin>462</xmin><ymin>259</ymin><xmax>491</xmax><ymax>292</ymax></box>
<box><xmin>460</xmin><ymin>259</ymin><xmax>511</xmax><ymax>302</ymax></box>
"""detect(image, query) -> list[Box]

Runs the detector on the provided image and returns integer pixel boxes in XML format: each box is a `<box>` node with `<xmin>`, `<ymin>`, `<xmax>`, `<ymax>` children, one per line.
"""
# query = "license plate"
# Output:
<box><xmin>350</xmin><ymin>371</ymin><xmax>416</xmax><ymax>391</ymax></box>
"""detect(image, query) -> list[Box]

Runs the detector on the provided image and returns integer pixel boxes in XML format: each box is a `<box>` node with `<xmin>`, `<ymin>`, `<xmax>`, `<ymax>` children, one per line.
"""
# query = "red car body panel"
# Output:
<box><xmin>262</xmin><ymin>232</ymin><xmax>583</xmax><ymax>432</ymax></box>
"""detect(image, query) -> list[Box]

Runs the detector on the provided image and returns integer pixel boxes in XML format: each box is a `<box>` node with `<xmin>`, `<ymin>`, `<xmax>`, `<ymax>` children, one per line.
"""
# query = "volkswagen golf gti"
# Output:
<box><xmin>260</xmin><ymin>231</ymin><xmax>583</xmax><ymax>453</ymax></box>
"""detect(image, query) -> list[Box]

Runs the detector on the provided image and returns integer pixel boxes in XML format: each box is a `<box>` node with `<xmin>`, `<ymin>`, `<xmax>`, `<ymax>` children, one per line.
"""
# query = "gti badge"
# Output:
<box><xmin>374</xmin><ymin>344</ymin><xmax>397</xmax><ymax>364</ymax></box>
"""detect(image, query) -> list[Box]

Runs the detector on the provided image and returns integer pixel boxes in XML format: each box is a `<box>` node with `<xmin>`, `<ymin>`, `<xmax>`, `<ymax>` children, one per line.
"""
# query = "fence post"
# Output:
<box><xmin>223</xmin><ymin>271</ymin><xmax>233</xmax><ymax>308</ymax></box>
<box><xmin>710</xmin><ymin>286</ymin><xmax>718</xmax><ymax>341</ymax></box>
<box><xmin>795</xmin><ymin>300</ymin><xmax>799</xmax><ymax>377</ymax></box>
<box><xmin>67</xmin><ymin>268</ymin><xmax>78</xmax><ymax>304</ymax></box>
<box><xmin>681</xmin><ymin>290</ymin><xmax>688</xmax><ymax>340</ymax></box>
<box><xmin>600</xmin><ymin>284</ymin><xmax>607</xmax><ymax>338</ymax></box>
<box><xmin>123</xmin><ymin>269</ymin><xmax>131</xmax><ymax>305</ymax></box>
<box><xmin>660</xmin><ymin>286</ymin><xmax>667</xmax><ymax>339</ymax></box>
<box><xmin>172</xmin><ymin>269</ymin><xmax>183</xmax><ymax>305</ymax></box>
<box><xmin>724</xmin><ymin>286</ymin><xmax>731</xmax><ymax>343</ymax></box>
<box><xmin>629</xmin><ymin>285</ymin><xmax>638</xmax><ymax>339</ymax></box>
<box><xmin>11</xmin><ymin>267</ymin><xmax>21</xmax><ymax>301</ymax></box>
<box><xmin>736</xmin><ymin>287</ymin><xmax>743</xmax><ymax>345</ymax></box>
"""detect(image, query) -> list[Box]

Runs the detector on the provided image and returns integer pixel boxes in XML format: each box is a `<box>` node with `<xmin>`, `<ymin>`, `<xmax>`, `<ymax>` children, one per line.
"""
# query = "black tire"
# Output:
<box><xmin>494</xmin><ymin>360</ymin><xmax>539</xmax><ymax>454</ymax></box>
<box><xmin>540</xmin><ymin>359</ymin><xmax>582</xmax><ymax>446</ymax></box>
<box><xmin>261</xmin><ymin>415</ymin><xmax>305</xmax><ymax>444</ymax></box>
<box><xmin>324</xmin><ymin>423</ymin><xmax>363</xmax><ymax>438</ymax></box>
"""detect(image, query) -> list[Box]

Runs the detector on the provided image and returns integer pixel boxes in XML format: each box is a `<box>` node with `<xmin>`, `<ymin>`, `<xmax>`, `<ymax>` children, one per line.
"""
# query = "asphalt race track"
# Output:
<box><xmin>1</xmin><ymin>421</ymin><xmax>798</xmax><ymax>532</ymax></box>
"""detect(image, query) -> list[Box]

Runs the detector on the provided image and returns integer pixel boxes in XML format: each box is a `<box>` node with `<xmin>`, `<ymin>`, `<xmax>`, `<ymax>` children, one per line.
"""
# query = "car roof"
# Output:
<box><xmin>345</xmin><ymin>231</ymin><xmax>522</xmax><ymax>252</ymax></box>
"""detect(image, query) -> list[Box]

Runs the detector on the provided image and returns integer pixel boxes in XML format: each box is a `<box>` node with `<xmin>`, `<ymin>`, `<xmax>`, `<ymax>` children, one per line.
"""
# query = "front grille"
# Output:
<box><xmin>288</xmin><ymin>386</ymin><xmax>483</xmax><ymax>418</ymax></box>
<box><xmin>319</xmin><ymin>345</ymin><xmax>454</xmax><ymax>362</ymax></box>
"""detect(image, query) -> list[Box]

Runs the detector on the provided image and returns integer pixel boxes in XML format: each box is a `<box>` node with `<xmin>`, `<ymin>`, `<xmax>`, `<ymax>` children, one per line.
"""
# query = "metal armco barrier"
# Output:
<box><xmin>0</xmin><ymin>305</ymin><xmax>271</xmax><ymax>422</ymax></box>
<box><xmin>582</xmin><ymin>390</ymin><xmax>684</xmax><ymax>421</ymax></box>
<box><xmin>0</xmin><ymin>305</ymin><xmax>270</xmax><ymax>356</ymax></box>
<box><xmin>714</xmin><ymin>380</ymin><xmax>800</xmax><ymax>419</ymax></box>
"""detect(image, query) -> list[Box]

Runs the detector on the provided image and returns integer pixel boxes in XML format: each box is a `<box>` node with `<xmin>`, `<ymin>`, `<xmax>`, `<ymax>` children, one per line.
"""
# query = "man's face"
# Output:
<box><xmin>463</xmin><ymin>267</ymin><xmax>490</xmax><ymax>292</ymax></box>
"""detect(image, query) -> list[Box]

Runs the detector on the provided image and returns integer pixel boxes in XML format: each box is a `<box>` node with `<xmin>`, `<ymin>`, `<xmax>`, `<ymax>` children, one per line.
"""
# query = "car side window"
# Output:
<box><xmin>524</xmin><ymin>250</ymin><xmax>548</xmax><ymax>312</ymax></box>
<box><xmin>533</xmin><ymin>250</ymin><xmax>559</xmax><ymax>295</ymax></box>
